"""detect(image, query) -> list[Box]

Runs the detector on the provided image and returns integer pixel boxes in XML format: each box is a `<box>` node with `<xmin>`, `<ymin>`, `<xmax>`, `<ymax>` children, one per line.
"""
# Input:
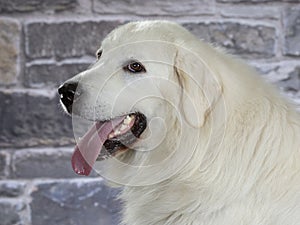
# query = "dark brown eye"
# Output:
<box><xmin>96</xmin><ymin>50</ymin><xmax>102</xmax><ymax>60</ymax></box>
<box><xmin>126</xmin><ymin>62</ymin><xmax>146</xmax><ymax>73</ymax></box>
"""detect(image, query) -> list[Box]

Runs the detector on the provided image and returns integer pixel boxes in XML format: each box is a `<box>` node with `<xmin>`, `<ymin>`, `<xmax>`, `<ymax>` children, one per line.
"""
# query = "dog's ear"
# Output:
<box><xmin>174</xmin><ymin>47</ymin><xmax>222</xmax><ymax>127</ymax></box>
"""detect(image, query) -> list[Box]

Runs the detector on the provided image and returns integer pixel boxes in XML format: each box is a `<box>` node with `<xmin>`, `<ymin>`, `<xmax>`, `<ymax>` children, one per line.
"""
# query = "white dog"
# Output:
<box><xmin>59</xmin><ymin>20</ymin><xmax>300</xmax><ymax>225</ymax></box>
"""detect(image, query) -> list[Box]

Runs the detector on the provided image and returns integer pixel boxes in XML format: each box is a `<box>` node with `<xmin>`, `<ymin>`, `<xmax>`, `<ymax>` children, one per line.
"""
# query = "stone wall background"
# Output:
<box><xmin>0</xmin><ymin>0</ymin><xmax>300</xmax><ymax>224</ymax></box>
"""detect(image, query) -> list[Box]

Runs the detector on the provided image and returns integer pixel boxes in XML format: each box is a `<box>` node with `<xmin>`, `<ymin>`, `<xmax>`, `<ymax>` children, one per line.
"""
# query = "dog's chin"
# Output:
<box><xmin>70</xmin><ymin>111</ymin><xmax>147</xmax><ymax>176</ymax></box>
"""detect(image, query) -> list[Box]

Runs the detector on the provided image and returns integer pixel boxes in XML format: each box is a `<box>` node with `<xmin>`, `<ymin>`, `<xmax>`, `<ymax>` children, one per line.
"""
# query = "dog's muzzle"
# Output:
<box><xmin>58</xmin><ymin>81</ymin><xmax>148</xmax><ymax>176</ymax></box>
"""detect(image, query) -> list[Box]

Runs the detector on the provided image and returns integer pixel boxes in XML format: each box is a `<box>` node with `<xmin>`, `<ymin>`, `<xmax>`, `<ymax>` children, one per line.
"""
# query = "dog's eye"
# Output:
<box><xmin>125</xmin><ymin>62</ymin><xmax>146</xmax><ymax>73</ymax></box>
<box><xmin>96</xmin><ymin>50</ymin><xmax>103</xmax><ymax>60</ymax></box>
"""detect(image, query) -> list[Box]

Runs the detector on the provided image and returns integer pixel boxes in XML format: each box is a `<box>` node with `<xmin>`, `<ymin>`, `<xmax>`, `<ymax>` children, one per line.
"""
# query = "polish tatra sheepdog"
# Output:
<box><xmin>58</xmin><ymin>21</ymin><xmax>300</xmax><ymax>225</ymax></box>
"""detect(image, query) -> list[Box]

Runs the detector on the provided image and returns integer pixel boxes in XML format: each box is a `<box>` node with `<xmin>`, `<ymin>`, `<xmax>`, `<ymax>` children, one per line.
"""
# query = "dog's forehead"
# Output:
<box><xmin>102</xmin><ymin>21</ymin><xmax>179</xmax><ymax>50</ymax></box>
<box><xmin>102</xmin><ymin>32</ymin><xmax>157</xmax><ymax>50</ymax></box>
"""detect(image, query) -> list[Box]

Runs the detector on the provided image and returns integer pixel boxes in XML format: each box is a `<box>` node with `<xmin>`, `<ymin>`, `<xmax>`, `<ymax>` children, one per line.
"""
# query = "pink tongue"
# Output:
<box><xmin>71</xmin><ymin>116</ymin><xmax>125</xmax><ymax>176</ymax></box>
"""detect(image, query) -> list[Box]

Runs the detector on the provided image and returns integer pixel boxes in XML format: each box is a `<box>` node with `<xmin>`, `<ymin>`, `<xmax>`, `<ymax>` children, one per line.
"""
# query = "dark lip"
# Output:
<box><xmin>97</xmin><ymin>112</ymin><xmax>147</xmax><ymax>160</ymax></box>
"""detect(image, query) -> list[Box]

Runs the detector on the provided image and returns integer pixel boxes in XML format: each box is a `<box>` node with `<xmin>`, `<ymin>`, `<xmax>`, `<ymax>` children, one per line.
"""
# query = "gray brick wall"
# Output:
<box><xmin>0</xmin><ymin>0</ymin><xmax>299</xmax><ymax>224</ymax></box>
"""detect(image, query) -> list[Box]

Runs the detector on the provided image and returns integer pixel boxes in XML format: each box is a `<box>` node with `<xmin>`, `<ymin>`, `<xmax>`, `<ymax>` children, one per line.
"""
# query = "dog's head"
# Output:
<box><xmin>59</xmin><ymin>21</ymin><xmax>222</xmax><ymax>185</ymax></box>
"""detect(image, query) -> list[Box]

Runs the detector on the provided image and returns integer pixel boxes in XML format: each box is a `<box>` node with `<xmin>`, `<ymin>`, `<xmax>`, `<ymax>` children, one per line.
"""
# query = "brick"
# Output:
<box><xmin>0</xmin><ymin>0</ymin><xmax>78</xmax><ymax>13</ymax></box>
<box><xmin>276</xmin><ymin>66</ymin><xmax>300</xmax><ymax>97</ymax></box>
<box><xmin>183</xmin><ymin>22</ymin><xmax>276</xmax><ymax>58</ymax></box>
<box><xmin>0</xmin><ymin>181</ymin><xmax>26</xmax><ymax>197</ymax></box>
<box><xmin>252</xmin><ymin>62</ymin><xmax>300</xmax><ymax>105</ymax></box>
<box><xmin>252</xmin><ymin>62</ymin><xmax>292</xmax><ymax>83</ymax></box>
<box><xmin>0</xmin><ymin>91</ymin><xmax>74</xmax><ymax>147</ymax></box>
<box><xmin>11</xmin><ymin>148</ymin><xmax>98</xmax><ymax>179</ymax></box>
<box><xmin>217</xmin><ymin>0</ymin><xmax>300</xmax><ymax>2</ymax></box>
<box><xmin>220</xmin><ymin>6</ymin><xmax>280</xmax><ymax>19</ymax></box>
<box><xmin>93</xmin><ymin>0</ymin><xmax>214</xmax><ymax>16</ymax></box>
<box><xmin>284</xmin><ymin>8</ymin><xmax>300</xmax><ymax>56</ymax></box>
<box><xmin>0</xmin><ymin>19</ymin><xmax>20</xmax><ymax>85</ymax></box>
<box><xmin>25</xmin><ymin>21</ymin><xmax>120</xmax><ymax>60</ymax></box>
<box><xmin>24</xmin><ymin>63</ymin><xmax>90</xmax><ymax>88</ymax></box>
<box><xmin>0</xmin><ymin>152</ymin><xmax>9</xmax><ymax>179</ymax></box>
<box><xmin>30</xmin><ymin>179</ymin><xmax>121</xmax><ymax>225</ymax></box>
<box><xmin>0</xmin><ymin>201</ymin><xmax>25</xmax><ymax>225</ymax></box>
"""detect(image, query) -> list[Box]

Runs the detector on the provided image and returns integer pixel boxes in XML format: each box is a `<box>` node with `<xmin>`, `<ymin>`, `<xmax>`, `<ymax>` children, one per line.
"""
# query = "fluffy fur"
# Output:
<box><xmin>64</xmin><ymin>21</ymin><xmax>300</xmax><ymax>225</ymax></box>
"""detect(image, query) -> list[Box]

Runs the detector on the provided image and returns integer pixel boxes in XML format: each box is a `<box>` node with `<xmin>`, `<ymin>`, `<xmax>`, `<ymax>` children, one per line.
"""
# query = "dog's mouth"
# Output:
<box><xmin>71</xmin><ymin>112</ymin><xmax>147</xmax><ymax>176</ymax></box>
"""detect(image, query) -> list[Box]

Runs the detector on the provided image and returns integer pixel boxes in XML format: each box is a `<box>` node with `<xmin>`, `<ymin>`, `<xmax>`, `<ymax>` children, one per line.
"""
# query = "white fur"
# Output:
<box><xmin>65</xmin><ymin>21</ymin><xmax>300</xmax><ymax>225</ymax></box>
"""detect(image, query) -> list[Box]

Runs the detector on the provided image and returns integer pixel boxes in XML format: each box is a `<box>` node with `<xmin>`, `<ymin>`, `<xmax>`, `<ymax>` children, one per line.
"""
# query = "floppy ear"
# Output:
<box><xmin>174</xmin><ymin>47</ymin><xmax>222</xmax><ymax>128</ymax></box>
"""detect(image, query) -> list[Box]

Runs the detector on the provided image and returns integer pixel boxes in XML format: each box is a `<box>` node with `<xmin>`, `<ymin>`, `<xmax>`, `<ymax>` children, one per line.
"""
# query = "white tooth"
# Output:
<box><xmin>108</xmin><ymin>133</ymin><xmax>115</xmax><ymax>139</ymax></box>
<box><xmin>120</xmin><ymin>124</ymin><xmax>128</xmax><ymax>131</ymax></box>
<box><xmin>124</xmin><ymin>116</ymin><xmax>132</xmax><ymax>125</ymax></box>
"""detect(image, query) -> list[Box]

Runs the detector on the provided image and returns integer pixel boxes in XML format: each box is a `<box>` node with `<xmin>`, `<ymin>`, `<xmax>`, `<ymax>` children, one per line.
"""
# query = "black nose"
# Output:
<box><xmin>58</xmin><ymin>82</ymin><xmax>79</xmax><ymax>113</ymax></box>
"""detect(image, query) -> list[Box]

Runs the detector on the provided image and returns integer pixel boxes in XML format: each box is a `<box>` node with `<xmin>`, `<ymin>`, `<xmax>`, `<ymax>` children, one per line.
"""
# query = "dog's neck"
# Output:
<box><xmin>119</xmin><ymin>114</ymin><xmax>233</xmax><ymax>225</ymax></box>
<box><xmin>120</xmin><ymin>94</ymin><xmax>300</xmax><ymax>225</ymax></box>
